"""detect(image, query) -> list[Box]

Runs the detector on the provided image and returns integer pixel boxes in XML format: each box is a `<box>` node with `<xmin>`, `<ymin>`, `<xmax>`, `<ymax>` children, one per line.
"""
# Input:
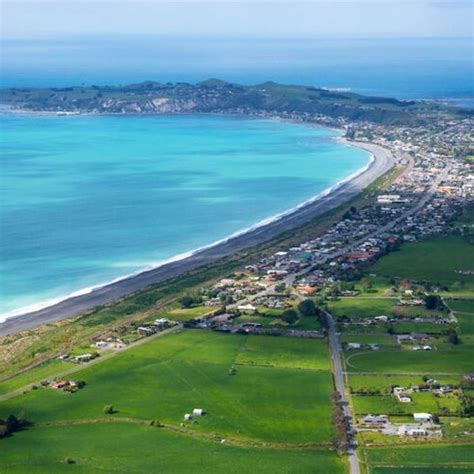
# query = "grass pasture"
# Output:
<box><xmin>367</xmin><ymin>444</ymin><xmax>474</xmax><ymax>473</ymax></box>
<box><xmin>159</xmin><ymin>305</ymin><xmax>216</xmax><ymax>321</ymax></box>
<box><xmin>0</xmin><ymin>330</ymin><xmax>334</xmax><ymax>445</ymax></box>
<box><xmin>448</xmin><ymin>299</ymin><xmax>474</xmax><ymax>315</ymax></box>
<box><xmin>352</xmin><ymin>391</ymin><xmax>460</xmax><ymax>416</ymax></box>
<box><xmin>345</xmin><ymin>346</ymin><xmax>473</xmax><ymax>374</ymax></box>
<box><xmin>348</xmin><ymin>374</ymin><xmax>462</xmax><ymax>393</ymax></box>
<box><xmin>235</xmin><ymin>335</ymin><xmax>330</xmax><ymax>370</ymax></box>
<box><xmin>0</xmin><ymin>422</ymin><xmax>346</xmax><ymax>474</ymax></box>
<box><xmin>328</xmin><ymin>298</ymin><xmax>445</xmax><ymax>321</ymax></box>
<box><xmin>369</xmin><ymin>236</ymin><xmax>474</xmax><ymax>293</ymax></box>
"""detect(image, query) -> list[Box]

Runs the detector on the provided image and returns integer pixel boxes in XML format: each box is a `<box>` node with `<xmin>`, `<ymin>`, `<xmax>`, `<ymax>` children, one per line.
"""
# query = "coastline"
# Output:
<box><xmin>0</xmin><ymin>139</ymin><xmax>395</xmax><ymax>336</ymax></box>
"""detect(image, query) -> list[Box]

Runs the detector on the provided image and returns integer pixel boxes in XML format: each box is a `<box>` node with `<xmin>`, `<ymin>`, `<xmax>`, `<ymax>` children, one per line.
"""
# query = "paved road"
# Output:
<box><xmin>326</xmin><ymin>310</ymin><xmax>360</xmax><ymax>474</ymax></box>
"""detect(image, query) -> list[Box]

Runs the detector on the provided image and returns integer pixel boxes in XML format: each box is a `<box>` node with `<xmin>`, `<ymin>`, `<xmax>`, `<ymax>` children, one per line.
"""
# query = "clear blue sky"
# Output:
<box><xmin>2</xmin><ymin>0</ymin><xmax>473</xmax><ymax>39</ymax></box>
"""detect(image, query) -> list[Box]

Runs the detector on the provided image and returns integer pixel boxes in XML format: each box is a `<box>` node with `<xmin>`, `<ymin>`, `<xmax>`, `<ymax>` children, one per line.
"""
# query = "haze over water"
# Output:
<box><xmin>0</xmin><ymin>114</ymin><xmax>369</xmax><ymax>317</ymax></box>
<box><xmin>2</xmin><ymin>37</ymin><xmax>473</xmax><ymax>105</ymax></box>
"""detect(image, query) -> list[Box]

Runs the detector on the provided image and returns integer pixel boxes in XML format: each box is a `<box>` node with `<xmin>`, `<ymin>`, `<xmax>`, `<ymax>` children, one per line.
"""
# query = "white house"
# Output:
<box><xmin>413</xmin><ymin>413</ymin><xmax>433</xmax><ymax>423</ymax></box>
<box><xmin>398</xmin><ymin>426</ymin><xmax>428</xmax><ymax>437</ymax></box>
<box><xmin>192</xmin><ymin>408</ymin><xmax>204</xmax><ymax>416</ymax></box>
<box><xmin>184</xmin><ymin>414</ymin><xmax>192</xmax><ymax>421</ymax></box>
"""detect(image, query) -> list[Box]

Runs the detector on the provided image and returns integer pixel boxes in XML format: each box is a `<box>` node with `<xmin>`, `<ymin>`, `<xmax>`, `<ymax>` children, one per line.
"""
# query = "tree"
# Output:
<box><xmin>447</xmin><ymin>328</ymin><xmax>460</xmax><ymax>345</ymax></box>
<box><xmin>361</xmin><ymin>277</ymin><xmax>372</xmax><ymax>293</ymax></box>
<box><xmin>6</xmin><ymin>415</ymin><xmax>19</xmax><ymax>433</ymax></box>
<box><xmin>281</xmin><ymin>309</ymin><xmax>298</xmax><ymax>325</ymax></box>
<box><xmin>179</xmin><ymin>295</ymin><xmax>194</xmax><ymax>308</ymax></box>
<box><xmin>298</xmin><ymin>299</ymin><xmax>316</xmax><ymax>316</ymax></box>
<box><xmin>425</xmin><ymin>294</ymin><xmax>442</xmax><ymax>310</ymax></box>
<box><xmin>103</xmin><ymin>405</ymin><xmax>114</xmax><ymax>415</ymax></box>
<box><xmin>274</xmin><ymin>282</ymin><xmax>286</xmax><ymax>292</ymax></box>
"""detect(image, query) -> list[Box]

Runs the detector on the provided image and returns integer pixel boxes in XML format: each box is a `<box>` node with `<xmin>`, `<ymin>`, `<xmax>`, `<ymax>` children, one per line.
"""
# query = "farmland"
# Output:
<box><xmin>366</xmin><ymin>444</ymin><xmax>474</xmax><ymax>473</ymax></box>
<box><xmin>369</xmin><ymin>235</ymin><xmax>474</xmax><ymax>294</ymax></box>
<box><xmin>346</xmin><ymin>346</ymin><xmax>472</xmax><ymax>373</ymax></box>
<box><xmin>0</xmin><ymin>423</ymin><xmax>346</xmax><ymax>473</ymax></box>
<box><xmin>0</xmin><ymin>330</ymin><xmax>336</xmax><ymax>472</ymax></box>
<box><xmin>328</xmin><ymin>298</ymin><xmax>446</xmax><ymax>321</ymax></box>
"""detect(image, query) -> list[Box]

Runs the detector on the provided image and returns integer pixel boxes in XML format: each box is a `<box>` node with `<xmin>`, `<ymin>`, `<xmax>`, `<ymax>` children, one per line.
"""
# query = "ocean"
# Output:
<box><xmin>0</xmin><ymin>36</ymin><xmax>472</xmax><ymax>319</ymax></box>
<box><xmin>0</xmin><ymin>114</ymin><xmax>369</xmax><ymax>318</ymax></box>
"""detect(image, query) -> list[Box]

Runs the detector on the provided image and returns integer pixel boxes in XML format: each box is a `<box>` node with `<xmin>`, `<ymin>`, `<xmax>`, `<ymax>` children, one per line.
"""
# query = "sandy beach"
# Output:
<box><xmin>0</xmin><ymin>140</ymin><xmax>395</xmax><ymax>336</ymax></box>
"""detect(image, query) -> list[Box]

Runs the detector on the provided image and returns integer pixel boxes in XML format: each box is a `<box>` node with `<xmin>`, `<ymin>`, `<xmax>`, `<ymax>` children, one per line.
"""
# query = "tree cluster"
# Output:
<box><xmin>331</xmin><ymin>392</ymin><xmax>350</xmax><ymax>452</ymax></box>
<box><xmin>0</xmin><ymin>415</ymin><xmax>29</xmax><ymax>438</ymax></box>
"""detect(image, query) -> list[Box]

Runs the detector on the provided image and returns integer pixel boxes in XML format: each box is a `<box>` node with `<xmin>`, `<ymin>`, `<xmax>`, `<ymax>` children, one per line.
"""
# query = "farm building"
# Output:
<box><xmin>398</xmin><ymin>426</ymin><xmax>428</xmax><ymax>437</ymax></box>
<box><xmin>413</xmin><ymin>413</ymin><xmax>433</xmax><ymax>423</ymax></box>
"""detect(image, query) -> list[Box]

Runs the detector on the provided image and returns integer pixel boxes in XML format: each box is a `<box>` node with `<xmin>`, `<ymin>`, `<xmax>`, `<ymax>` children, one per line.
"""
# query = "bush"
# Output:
<box><xmin>149</xmin><ymin>419</ymin><xmax>163</xmax><ymax>427</ymax></box>
<box><xmin>298</xmin><ymin>299</ymin><xmax>316</xmax><ymax>316</ymax></box>
<box><xmin>103</xmin><ymin>405</ymin><xmax>114</xmax><ymax>415</ymax></box>
<box><xmin>281</xmin><ymin>309</ymin><xmax>298</xmax><ymax>325</ymax></box>
<box><xmin>425</xmin><ymin>294</ymin><xmax>443</xmax><ymax>310</ymax></box>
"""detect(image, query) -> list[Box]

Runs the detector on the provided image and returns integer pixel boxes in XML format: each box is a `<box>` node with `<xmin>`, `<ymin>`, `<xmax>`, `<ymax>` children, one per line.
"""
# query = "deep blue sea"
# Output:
<box><xmin>0</xmin><ymin>114</ymin><xmax>369</xmax><ymax>317</ymax></box>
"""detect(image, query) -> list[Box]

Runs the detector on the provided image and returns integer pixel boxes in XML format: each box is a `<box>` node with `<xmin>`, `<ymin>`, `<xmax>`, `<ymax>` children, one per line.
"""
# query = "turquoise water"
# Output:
<box><xmin>0</xmin><ymin>114</ymin><xmax>369</xmax><ymax>317</ymax></box>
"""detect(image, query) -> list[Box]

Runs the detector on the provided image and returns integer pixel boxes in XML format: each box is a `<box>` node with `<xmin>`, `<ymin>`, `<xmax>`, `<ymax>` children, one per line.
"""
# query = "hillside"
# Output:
<box><xmin>1</xmin><ymin>79</ymin><xmax>469</xmax><ymax>125</ymax></box>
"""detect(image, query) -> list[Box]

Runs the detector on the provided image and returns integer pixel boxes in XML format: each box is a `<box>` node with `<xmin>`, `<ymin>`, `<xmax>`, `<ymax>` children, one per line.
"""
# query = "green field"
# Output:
<box><xmin>447</xmin><ymin>299</ymin><xmax>474</xmax><ymax>314</ymax></box>
<box><xmin>367</xmin><ymin>444</ymin><xmax>474</xmax><ymax>473</ymax></box>
<box><xmin>0</xmin><ymin>423</ymin><xmax>346</xmax><ymax>473</ymax></box>
<box><xmin>345</xmin><ymin>346</ymin><xmax>473</xmax><ymax>374</ymax></box>
<box><xmin>353</xmin><ymin>391</ymin><xmax>460</xmax><ymax>416</ymax></box>
<box><xmin>328</xmin><ymin>298</ymin><xmax>445</xmax><ymax>321</ymax></box>
<box><xmin>348</xmin><ymin>374</ymin><xmax>462</xmax><ymax>393</ymax></box>
<box><xmin>369</xmin><ymin>236</ymin><xmax>474</xmax><ymax>293</ymax></box>
<box><xmin>235</xmin><ymin>335</ymin><xmax>330</xmax><ymax>370</ymax></box>
<box><xmin>456</xmin><ymin>313</ymin><xmax>474</xmax><ymax>335</ymax></box>
<box><xmin>0</xmin><ymin>330</ymin><xmax>334</xmax><ymax>445</ymax></box>
<box><xmin>159</xmin><ymin>305</ymin><xmax>216</xmax><ymax>321</ymax></box>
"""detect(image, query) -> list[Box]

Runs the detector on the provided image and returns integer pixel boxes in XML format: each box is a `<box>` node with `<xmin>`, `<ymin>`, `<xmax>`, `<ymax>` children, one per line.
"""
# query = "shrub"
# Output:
<box><xmin>103</xmin><ymin>405</ymin><xmax>114</xmax><ymax>415</ymax></box>
<box><xmin>298</xmin><ymin>299</ymin><xmax>316</xmax><ymax>316</ymax></box>
<box><xmin>281</xmin><ymin>309</ymin><xmax>298</xmax><ymax>325</ymax></box>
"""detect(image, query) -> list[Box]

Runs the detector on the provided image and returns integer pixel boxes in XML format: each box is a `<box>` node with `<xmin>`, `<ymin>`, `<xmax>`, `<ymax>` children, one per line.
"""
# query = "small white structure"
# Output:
<box><xmin>413</xmin><ymin>413</ymin><xmax>433</xmax><ymax>423</ymax></box>
<box><xmin>184</xmin><ymin>413</ymin><xmax>192</xmax><ymax>421</ymax></box>
<box><xmin>192</xmin><ymin>408</ymin><xmax>204</xmax><ymax>416</ymax></box>
<box><xmin>423</xmin><ymin>345</ymin><xmax>432</xmax><ymax>351</ymax></box>
<box><xmin>75</xmin><ymin>353</ymin><xmax>93</xmax><ymax>362</ymax></box>
<box><xmin>374</xmin><ymin>315</ymin><xmax>389</xmax><ymax>323</ymax></box>
<box><xmin>398</xmin><ymin>393</ymin><xmax>412</xmax><ymax>403</ymax></box>
<box><xmin>398</xmin><ymin>425</ymin><xmax>428</xmax><ymax>437</ymax></box>
<box><xmin>237</xmin><ymin>304</ymin><xmax>256</xmax><ymax>313</ymax></box>
<box><xmin>347</xmin><ymin>343</ymin><xmax>361</xmax><ymax>350</ymax></box>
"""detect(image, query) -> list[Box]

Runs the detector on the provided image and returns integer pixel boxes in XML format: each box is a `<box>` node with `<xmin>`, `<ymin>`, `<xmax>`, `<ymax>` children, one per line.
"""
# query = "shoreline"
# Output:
<box><xmin>0</xmin><ymin>139</ymin><xmax>395</xmax><ymax>336</ymax></box>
